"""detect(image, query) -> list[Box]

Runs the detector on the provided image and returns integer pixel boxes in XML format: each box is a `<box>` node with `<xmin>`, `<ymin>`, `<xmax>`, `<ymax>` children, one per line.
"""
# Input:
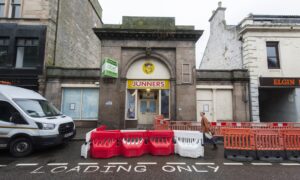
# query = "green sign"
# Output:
<box><xmin>101</xmin><ymin>58</ymin><xmax>118</xmax><ymax>78</ymax></box>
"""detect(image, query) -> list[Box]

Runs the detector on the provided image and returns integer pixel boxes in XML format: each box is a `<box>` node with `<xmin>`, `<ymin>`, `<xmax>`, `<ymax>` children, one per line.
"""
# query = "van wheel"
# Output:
<box><xmin>9</xmin><ymin>138</ymin><xmax>33</xmax><ymax>157</ymax></box>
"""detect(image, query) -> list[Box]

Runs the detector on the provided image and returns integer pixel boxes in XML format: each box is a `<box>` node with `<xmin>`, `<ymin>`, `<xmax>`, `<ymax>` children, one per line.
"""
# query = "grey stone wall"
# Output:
<box><xmin>55</xmin><ymin>0</ymin><xmax>102</xmax><ymax>68</ymax></box>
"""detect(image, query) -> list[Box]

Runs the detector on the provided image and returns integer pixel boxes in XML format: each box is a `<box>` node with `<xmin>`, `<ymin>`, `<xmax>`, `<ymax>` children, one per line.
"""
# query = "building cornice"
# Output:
<box><xmin>239</xmin><ymin>25</ymin><xmax>300</xmax><ymax>34</ymax></box>
<box><xmin>93</xmin><ymin>28</ymin><xmax>203</xmax><ymax>42</ymax></box>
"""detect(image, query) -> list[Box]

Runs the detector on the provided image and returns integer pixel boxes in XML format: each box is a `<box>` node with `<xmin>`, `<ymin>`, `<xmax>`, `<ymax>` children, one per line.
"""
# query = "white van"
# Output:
<box><xmin>0</xmin><ymin>85</ymin><xmax>76</xmax><ymax>157</ymax></box>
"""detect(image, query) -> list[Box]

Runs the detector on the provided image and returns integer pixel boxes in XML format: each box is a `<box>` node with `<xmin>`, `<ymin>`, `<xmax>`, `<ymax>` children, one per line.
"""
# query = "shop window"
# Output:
<box><xmin>16</xmin><ymin>39</ymin><xmax>39</xmax><ymax>68</ymax></box>
<box><xmin>182</xmin><ymin>63</ymin><xmax>192</xmax><ymax>83</ymax></box>
<box><xmin>0</xmin><ymin>38</ymin><xmax>10</xmax><ymax>67</ymax></box>
<box><xmin>160</xmin><ymin>90</ymin><xmax>170</xmax><ymax>119</ymax></box>
<box><xmin>126</xmin><ymin>89</ymin><xmax>137</xmax><ymax>119</ymax></box>
<box><xmin>10</xmin><ymin>0</ymin><xmax>21</xmax><ymax>18</ymax></box>
<box><xmin>62</xmin><ymin>88</ymin><xmax>99</xmax><ymax>120</ymax></box>
<box><xmin>266</xmin><ymin>42</ymin><xmax>280</xmax><ymax>69</ymax></box>
<box><xmin>0</xmin><ymin>0</ymin><xmax>5</xmax><ymax>17</ymax></box>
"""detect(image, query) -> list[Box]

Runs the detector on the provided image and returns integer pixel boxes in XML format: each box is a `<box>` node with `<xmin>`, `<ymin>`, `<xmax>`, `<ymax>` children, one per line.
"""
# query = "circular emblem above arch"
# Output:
<box><xmin>126</xmin><ymin>59</ymin><xmax>171</xmax><ymax>79</ymax></box>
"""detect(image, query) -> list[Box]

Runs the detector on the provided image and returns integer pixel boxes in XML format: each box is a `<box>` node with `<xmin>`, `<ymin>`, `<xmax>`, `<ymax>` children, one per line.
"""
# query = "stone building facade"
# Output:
<box><xmin>94</xmin><ymin>16</ymin><xmax>202</xmax><ymax>129</ymax></box>
<box><xmin>200</xmin><ymin>3</ymin><xmax>300</xmax><ymax>122</ymax></box>
<box><xmin>0</xmin><ymin>0</ymin><xmax>103</xmax><ymax>127</ymax></box>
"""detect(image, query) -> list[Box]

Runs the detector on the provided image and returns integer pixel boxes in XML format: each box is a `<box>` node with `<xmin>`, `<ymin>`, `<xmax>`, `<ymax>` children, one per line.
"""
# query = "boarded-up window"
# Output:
<box><xmin>216</xmin><ymin>90</ymin><xmax>233</xmax><ymax>121</ymax></box>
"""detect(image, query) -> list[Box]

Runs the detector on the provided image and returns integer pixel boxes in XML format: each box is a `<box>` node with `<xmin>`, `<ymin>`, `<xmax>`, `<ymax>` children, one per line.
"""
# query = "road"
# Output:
<box><xmin>1</xmin><ymin>141</ymin><xmax>300</xmax><ymax>180</ymax></box>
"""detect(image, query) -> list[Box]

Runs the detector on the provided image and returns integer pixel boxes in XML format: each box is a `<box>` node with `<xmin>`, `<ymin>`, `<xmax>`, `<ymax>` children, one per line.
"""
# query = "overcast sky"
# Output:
<box><xmin>98</xmin><ymin>0</ymin><xmax>300</xmax><ymax>66</ymax></box>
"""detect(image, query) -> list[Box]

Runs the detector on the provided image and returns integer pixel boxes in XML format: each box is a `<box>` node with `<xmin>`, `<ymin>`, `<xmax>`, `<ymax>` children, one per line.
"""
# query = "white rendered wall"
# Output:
<box><xmin>200</xmin><ymin>9</ymin><xmax>242</xmax><ymax>70</ymax></box>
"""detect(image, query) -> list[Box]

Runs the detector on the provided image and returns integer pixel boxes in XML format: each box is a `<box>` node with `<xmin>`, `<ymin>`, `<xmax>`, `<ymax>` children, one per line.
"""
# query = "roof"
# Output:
<box><xmin>249</xmin><ymin>15</ymin><xmax>300</xmax><ymax>23</ymax></box>
<box><xmin>0</xmin><ymin>85</ymin><xmax>45</xmax><ymax>100</ymax></box>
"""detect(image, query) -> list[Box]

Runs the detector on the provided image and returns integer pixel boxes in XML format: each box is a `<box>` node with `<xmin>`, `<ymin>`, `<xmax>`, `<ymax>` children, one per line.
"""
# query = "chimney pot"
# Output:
<box><xmin>218</xmin><ymin>1</ymin><xmax>222</xmax><ymax>7</ymax></box>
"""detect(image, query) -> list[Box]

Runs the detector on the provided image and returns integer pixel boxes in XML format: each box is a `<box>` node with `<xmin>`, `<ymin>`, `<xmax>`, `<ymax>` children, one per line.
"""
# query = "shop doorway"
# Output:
<box><xmin>138</xmin><ymin>89</ymin><xmax>159</xmax><ymax>124</ymax></box>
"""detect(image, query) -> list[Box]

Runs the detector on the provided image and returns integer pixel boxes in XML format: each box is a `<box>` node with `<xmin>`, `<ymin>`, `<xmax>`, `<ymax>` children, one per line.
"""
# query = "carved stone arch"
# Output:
<box><xmin>122</xmin><ymin>52</ymin><xmax>175</xmax><ymax>79</ymax></box>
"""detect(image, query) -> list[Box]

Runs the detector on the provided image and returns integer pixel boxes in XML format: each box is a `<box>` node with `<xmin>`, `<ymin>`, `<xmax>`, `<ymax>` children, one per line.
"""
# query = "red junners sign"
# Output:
<box><xmin>0</xmin><ymin>81</ymin><xmax>12</xmax><ymax>85</ymax></box>
<box><xmin>260</xmin><ymin>78</ymin><xmax>300</xmax><ymax>87</ymax></box>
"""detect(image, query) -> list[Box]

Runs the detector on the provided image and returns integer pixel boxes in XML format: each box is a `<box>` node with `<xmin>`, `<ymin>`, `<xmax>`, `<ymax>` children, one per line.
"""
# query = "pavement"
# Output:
<box><xmin>73</xmin><ymin>128</ymin><xmax>94</xmax><ymax>141</ymax></box>
<box><xmin>1</xmin><ymin>140</ymin><xmax>300</xmax><ymax>180</ymax></box>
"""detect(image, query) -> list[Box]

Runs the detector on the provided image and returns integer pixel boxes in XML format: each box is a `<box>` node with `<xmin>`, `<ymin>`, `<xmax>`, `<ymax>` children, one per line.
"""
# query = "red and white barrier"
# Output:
<box><xmin>81</xmin><ymin>128</ymin><xmax>203</xmax><ymax>159</ymax></box>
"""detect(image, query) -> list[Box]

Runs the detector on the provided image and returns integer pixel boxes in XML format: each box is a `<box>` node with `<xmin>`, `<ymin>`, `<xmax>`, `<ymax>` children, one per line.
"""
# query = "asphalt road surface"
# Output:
<box><xmin>1</xmin><ymin>141</ymin><xmax>300</xmax><ymax>180</ymax></box>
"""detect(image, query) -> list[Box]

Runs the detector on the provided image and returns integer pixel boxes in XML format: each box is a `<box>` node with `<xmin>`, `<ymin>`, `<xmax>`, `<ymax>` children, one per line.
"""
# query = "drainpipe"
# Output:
<box><xmin>53</xmin><ymin>0</ymin><xmax>60</xmax><ymax>66</ymax></box>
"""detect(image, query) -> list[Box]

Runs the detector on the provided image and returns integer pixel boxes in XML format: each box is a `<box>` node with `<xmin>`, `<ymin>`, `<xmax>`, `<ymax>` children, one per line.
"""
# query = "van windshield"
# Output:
<box><xmin>14</xmin><ymin>99</ymin><xmax>62</xmax><ymax>118</ymax></box>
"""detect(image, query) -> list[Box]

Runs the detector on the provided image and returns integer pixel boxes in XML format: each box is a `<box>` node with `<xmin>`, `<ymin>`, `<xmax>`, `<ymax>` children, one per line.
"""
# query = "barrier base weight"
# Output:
<box><xmin>224</xmin><ymin>150</ymin><xmax>257</xmax><ymax>162</ymax></box>
<box><xmin>286</xmin><ymin>151</ymin><xmax>300</xmax><ymax>162</ymax></box>
<box><xmin>257</xmin><ymin>151</ymin><xmax>286</xmax><ymax>162</ymax></box>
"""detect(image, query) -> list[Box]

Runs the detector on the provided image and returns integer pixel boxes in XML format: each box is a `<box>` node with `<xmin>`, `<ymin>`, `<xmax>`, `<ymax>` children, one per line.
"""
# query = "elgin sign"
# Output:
<box><xmin>260</xmin><ymin>78</ymin><xmax>300</xmax><ymax>87</ymax></box>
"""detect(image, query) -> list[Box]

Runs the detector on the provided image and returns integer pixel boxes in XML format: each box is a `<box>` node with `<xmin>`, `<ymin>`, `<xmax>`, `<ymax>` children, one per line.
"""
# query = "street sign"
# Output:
<box><xmin>101</xmin><ymin>58</ymin><xmax>118</xmax><ymax>78</ymax></box>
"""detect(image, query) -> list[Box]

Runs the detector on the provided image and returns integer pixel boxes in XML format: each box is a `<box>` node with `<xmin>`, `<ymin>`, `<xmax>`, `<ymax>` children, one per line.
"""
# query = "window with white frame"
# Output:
<box><xmin>62</xmin><ymin>88</ymin><xmax>99</xmax><ymax>120</ymax></box>
<box><xmin>10</xmin><ymin>0</ymin><xmax>21</xmax><ymax>18</ymax></box>
<box><xmin>0</xmin><ymin>0</ymin><xmax>5</xmax><ymax>17</ymax></box>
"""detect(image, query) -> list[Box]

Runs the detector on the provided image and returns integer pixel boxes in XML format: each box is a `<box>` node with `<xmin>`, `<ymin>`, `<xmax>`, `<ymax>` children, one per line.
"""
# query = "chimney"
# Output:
<box><xmin>209</xmin><ymin>1</ymin><xmax>226</xmax><ymax>22</ymax></box>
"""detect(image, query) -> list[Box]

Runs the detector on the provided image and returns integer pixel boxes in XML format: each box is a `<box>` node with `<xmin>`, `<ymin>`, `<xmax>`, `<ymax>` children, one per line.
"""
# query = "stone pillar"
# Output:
<box><xmin>243</xmin><ymin>36</ymin><xmax>260</xmax><ymax>122</ymax></box>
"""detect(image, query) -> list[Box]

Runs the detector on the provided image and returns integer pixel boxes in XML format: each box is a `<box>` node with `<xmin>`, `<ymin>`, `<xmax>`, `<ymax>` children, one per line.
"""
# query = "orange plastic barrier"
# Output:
<box><xmin>148</xmin><ymin>130</ymin><xmax>174</xmax><ymax>156</ymax></box>
<box><xmin>154</xmin><ymin>115</ymin><xmax>170</xmax><ymax>130</ymax></box>
<box><xmin>223</xmin><ymin>128</ymin><xmax>256</xmax><ymax>160</ymax></box>
<box><xmin>254</xmin><ymin>129</ymin><xmax>284</xmax><ymax>151</ymax></box>
<box><xmin>224</xmin><ymin>128</ymin><xmax>300</xmax><ymax>161</ymax></box>
<box><xmin>282</xmin><ymin>129</ymin><xmax>300</xmax><ymax>160</ymax></box>
<box><xmin>223</xmin><ymin>128</ymin><xmax>255</xmax><ymax>151</ymax></box>
<box><xmin>254</xmin><ymin>129</ymin><xmax>285</xmax><ymax>160</ymax></box>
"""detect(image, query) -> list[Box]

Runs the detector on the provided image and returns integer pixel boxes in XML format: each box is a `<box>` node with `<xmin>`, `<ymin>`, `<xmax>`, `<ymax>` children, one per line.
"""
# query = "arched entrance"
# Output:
<box><xmin>125</xmin><ymin>58</ymin><xmax>171</xmax><ymax>125</ymax></box>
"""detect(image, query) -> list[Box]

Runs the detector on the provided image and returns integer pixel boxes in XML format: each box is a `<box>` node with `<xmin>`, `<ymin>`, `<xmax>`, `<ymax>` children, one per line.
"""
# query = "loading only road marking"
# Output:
<box><xmin>251</xmin><ymin>163</ymin><xmax>272</xmax><ymax>166</ymax></box>
<box><xmin>78</xmin><ymin>163</ymin><xmax>99</xmax><ymax>166</ymax></box>
<box><xmin>47</xmin><ymin>163</ymin><xmax>69</xmax><ymax>166</ymax></box>
<box><xmin>280</xmin><ymin>163</ymin><xmax>300</xmax><ymax>166</ymax></box>
<box><xmin>223</xmin><ymin>163</ymin><xmax>243</xmax><ymax>166</ymax></box>
<box><xmin>166</xmin><ymin>162</ymin><xmax>186</xmax><ymax>165</ymax></box>
<box><xmin>16</xmin><ymin>163</ymin><xmax>38</xmax><ymax>166</ymax></box>
<box><xmin>0</xmin><ymin>165</ymin><xmax>7</xmax><ymax>167</ymax></box>
<box><xmin>10</xmin><ymin>161</ymin><xmax>300</xmax><ymax>175</ymax></box>
<box><xmin>137</xmin><ymin>162</ymin><xmax>157</xmax><ymax>165</ymax></box>
<box><xmin>107</xmin><ymin>162</ymin><xmax>128</xmax><ymax>165</ymax></box>
<box><xmin>195</xmin><ymin>163</ymin><xmax>215</xmax><ymax>165</ymax></box>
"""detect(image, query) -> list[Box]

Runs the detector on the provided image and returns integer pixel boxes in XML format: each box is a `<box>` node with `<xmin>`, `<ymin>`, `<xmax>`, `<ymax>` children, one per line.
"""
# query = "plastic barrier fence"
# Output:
<box><xmin>282</xmin><ymin>130</ymin><xmax>300</xmax><ymax>161</ymax></box>
<box><xmin>154</xmin><ymin>115</ymin><xmax>170</xmax><ymax>130</ymax></box>
<box><xmin>254</xmin><ymin>129</ymin><xmax>285</xmax><ymax>160</ymax></box>
<box><xmin>148</xmin><ymin>130</ymin><xmax>174</xmax><ymax>156</ymax></box>
<box><xmin>90</xmin><ymin>130</ymin><xmax>121</xmax><ymax>159</ymax></box>
<box><xmin>121</xmin><ymin>130</ymin><xmax>149</xmax><ymax>157</ymax></box>
<box><xmin>153</xmin><ymin>118</ymin><xmax>300</xmax><ymax>138</ymax></box>
<box><xmin>224</xmin><ymin>128</ymin><xmax>300</xmax><ymax>162</ymax></box>
<box><xmin>223</xmin><ymin>128</ymin><xmax>256</xmax><ymax>161</ymax></box>
<box><xmin>81</xmin><ymin>129</ymin><xmax>203</xmax><ymax>159</ymax></box>
<box><xmin>174</xmin><ymin>130</ymin><xmax>204</xmax><ymax>158</ymax></box>
<box><xmin>80</xmin><ymin>125</ymin><xmax>107</xmax><ymax>159</ymax></box>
